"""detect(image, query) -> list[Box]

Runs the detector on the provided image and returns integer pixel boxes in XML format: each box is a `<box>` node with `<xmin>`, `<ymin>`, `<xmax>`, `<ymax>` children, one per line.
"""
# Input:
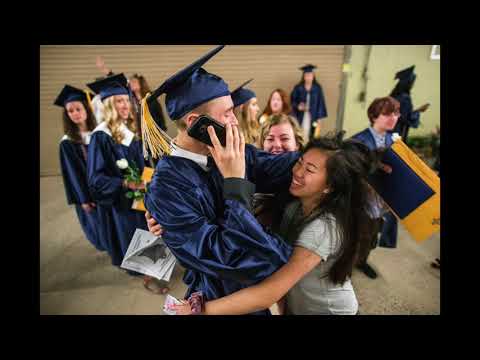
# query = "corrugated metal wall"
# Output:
<box><xmin>40</xmin><ymin>45</ymin><xmax>345</xmax><ymax>176</ymax></box>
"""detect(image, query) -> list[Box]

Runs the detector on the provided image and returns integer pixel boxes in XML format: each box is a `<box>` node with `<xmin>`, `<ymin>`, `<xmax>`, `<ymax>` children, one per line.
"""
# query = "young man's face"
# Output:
<box><xmin>374</xmin><ymin>111</ymin><xmax>399</xmax><ymax>132</ymax></box>
<box><xmin>206</xmin><ymin>95</ymin><xmax>238</xmax><ymax>126</ymax></box>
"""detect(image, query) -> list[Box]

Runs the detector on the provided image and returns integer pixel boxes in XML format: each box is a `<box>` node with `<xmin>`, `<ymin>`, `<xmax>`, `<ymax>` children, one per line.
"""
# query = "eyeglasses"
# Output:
<box><xmin>382</xmin><ymin>111</ymin><xmax>400</xmax><ymax>117</ymax></box>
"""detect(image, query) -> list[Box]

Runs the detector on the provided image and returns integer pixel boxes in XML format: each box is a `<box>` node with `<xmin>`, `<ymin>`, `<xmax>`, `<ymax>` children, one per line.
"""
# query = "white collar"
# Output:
<box><xmin>80</xmin><ymin>131</ymin><xmax>92</xmax><ymax>145</ymax></box>
<box><xmin>170</xmin><ymin>143</ymin><xmax>209</xmax><ymax>171</ymax></box>
<box><xmin>92</xmin><ymin>121</ymin><xmax>134</xmax><ymax>146</ymax></box>
<box><xmin>61</xmin><ymin>131</ymin><xmax>92</xmax><ymax>145</ymax></box>
<box><xmin>369</xmin><ymin>127</ymin><xmax>386</xmax><ymax>139</ymax></box>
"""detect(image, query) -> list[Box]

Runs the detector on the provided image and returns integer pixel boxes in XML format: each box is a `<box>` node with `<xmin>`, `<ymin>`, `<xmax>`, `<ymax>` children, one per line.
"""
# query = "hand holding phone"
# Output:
<box><xmin>207</xmin><ymin>123</ymin><xmax>246</xmax><ymax>179</ymax></box>
<box><xmin>187</xmin><ymin>115</ymin><xmax>226</xmax><ymax>147</ymax></box>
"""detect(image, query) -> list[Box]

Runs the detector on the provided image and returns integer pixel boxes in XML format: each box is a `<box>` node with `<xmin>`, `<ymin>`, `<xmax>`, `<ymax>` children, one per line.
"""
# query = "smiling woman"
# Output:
<box><xmin>259</xmin><ymin>114</ymin><xmax>305</xmax><ymax>154</ymax></box>
<box><xmin>86</xmin><ymin>73</ymin><xmax>149</xmax><ymax>273</ymax></box>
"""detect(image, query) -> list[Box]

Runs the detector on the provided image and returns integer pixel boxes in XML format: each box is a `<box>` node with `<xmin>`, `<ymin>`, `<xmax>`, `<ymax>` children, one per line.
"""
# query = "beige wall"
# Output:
<box><xmin>40</xmin><ymin>45</ymin><xmax>345</xmax><ymax>176</ymax></box>
<box><xmin>342</xmin><ymin>45</ymin><xmax>440</xmax><ymax>138</ymax></box>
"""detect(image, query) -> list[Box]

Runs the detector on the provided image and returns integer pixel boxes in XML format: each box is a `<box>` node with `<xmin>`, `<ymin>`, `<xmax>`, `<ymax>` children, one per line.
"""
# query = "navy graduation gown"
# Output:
<box><xmin>144</xmin><ymin>145</ymin><xmax>300</xmax><ymax>314</ymax></box>
<box><xmin>290</xmin><ymin>83</ymin><xmax>327</xmax><ymax>134</ymax></box>
<box><xmin>87</xmin><ymin>126</ymin><xmax>148</xmax><ymax>266</ymax></box>
<box><xmin>59</xmin><ymin>136</ymin><xmax>104</xmax><ymax>251</ymax></box>
<box><xmin>351</xmin><ymin>128</ymin><xmax>398</xmax><ymax>248</ymax></box>
<box><xmin>392</xmin><ymin>92</ymin><xmax>420</xmax><ymax>140</ymax></box>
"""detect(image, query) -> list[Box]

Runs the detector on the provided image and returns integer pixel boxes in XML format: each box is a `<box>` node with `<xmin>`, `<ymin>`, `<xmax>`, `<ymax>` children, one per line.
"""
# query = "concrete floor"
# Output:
<box><xmin>40</xmin><ymin>176</ymin><xmax>440</xmax><ymax>315</ymax></box>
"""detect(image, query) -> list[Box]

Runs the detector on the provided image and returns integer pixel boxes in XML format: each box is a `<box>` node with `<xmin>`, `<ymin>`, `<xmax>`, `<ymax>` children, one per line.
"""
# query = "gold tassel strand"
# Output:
<box><xmin>140</xmin><ymin>93</ymin><xmax>173</xmax><ymax>159</ymax></box>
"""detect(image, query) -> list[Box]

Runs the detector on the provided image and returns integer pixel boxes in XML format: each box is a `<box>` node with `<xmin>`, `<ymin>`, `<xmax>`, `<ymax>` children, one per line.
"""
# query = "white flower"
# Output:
<box><xmin>116</xmin><ymin>158</ymin><xmax>129</xmax><ymax>170</ymax></box>
<box><xmin>392</xmin><ymin>133</ymin><xmax>402</xmax><ymax>142</ymax></box>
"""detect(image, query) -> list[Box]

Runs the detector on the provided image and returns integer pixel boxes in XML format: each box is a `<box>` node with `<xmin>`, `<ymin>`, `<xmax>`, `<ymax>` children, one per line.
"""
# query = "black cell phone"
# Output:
<box><xmin>187</xmin><ymin>114</ymin><xmax>226</xmax><ymax>147</ymax></box>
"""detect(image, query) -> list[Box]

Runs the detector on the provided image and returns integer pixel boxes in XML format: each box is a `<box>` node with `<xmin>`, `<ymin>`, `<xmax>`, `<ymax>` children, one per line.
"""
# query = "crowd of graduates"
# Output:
<box><xmin>54</xmin><ymin>46</ymin><xmax>436</xmax><ymax>315</ymax></box>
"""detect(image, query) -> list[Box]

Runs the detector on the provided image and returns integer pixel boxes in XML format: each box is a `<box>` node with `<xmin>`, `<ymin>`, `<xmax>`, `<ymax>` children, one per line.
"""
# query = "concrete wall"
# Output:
<box><xmin>342</xmin><ymin>45</ymin><xmax>440</xmax><ymax>138</ymax></box>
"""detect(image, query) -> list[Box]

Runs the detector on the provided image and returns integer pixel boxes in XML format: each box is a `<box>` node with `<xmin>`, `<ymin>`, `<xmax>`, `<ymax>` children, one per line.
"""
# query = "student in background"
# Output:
<box><xmin>390</xmin><ymin>65</ymin><xmax>430</xmax><ymax>141</ymax></box>
<box><xmin>86</xmin><ymin>74</ymin><xmax>149</xmax><ymax>274</ymax></box>
<box><xmin>55</xmin><ymin>85</ymin><xmax>105</xmax><ymax>252</ymax></box>
<box><xmin>259</xmin><ymin>89</ymin><xmax>291</xmax><ymax>125</ymax></box>
<box><xmin>291</xmin><ymin>64</ymin><xmax>327</xmax><ymax>140</ymax></box>
<box><xmin>351</xmin><ymin>96</ymin><xmax>401</xmax><ymax>279</ymax></box>
<box><xmin>129</xmin><ymin>73</ymin><xmax>168</xmax><ymax>132</ymax></box>
<box><xmin>231</xmin><ymin>79</ymin><xmax>261</xmax><ymax>146</ymax></box>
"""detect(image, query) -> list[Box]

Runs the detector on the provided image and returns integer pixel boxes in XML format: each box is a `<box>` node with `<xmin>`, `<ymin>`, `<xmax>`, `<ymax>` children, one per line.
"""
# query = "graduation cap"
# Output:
<box><xmin>86</xmin><ymin>73</ymin><xmax>130</xmax><ymax>101</ymax></box>
<box><xmin>230</xmin><ymin>78</ymin><xmax>256</xmax><ymax>107</ymax></box>
<box><xmin>394</xmin><ymin>65</ymin><xmax>416</xmax><ymax>81</ymax></box>
<box><xmin>54</xmin><ymin>85</ymin><xmax>94</xmax><ymax>108</ymax></box>
<box><xmin>299</xmin><ymin>64</ymin><xmax>317</xmax><ymax>73</ymax></box>
<box><xmin>148</xmin><ymin>45</ymin><xmax>229</xmax><ymax>121</ymax></box>
<box><xmin>140</xmin><ymin>45</ymin><xmax>229</xmax><ymax>159</ymax></box>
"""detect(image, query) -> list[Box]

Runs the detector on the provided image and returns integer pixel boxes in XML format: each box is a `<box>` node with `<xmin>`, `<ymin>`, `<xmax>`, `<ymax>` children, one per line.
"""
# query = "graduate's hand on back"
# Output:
<box><xmin>81</xmin><ymin>203</ymin><xmax>96</xmax><ymax>213</ymax></box>
<box><xmin>207</xmin><ymin>123</ymin><xmax>245</xmax><ymax>179</ymax></box>
<box><xmin>380</xmin><ymin>163</ymin><xmax>393</xmax><ymax>174</ymax></box>
<box><xmin>145</xmin><ymin>211</ymin><xmax>164</xmax><ymax>237</ymax></box>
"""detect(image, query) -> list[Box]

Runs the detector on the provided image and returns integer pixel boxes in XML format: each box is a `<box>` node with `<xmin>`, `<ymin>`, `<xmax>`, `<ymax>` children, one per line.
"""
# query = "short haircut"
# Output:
<box><xmin>367</xmin><ymin>96</ymin><xmax>400</xmax><ymax>126</ymax></box>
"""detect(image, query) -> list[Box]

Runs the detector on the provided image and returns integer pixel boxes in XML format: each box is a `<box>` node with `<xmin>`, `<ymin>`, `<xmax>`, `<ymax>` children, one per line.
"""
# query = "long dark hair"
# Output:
<box><xmin>390</xmin><ymin>75</ymin><xmax>416</xmax><ymax>97</ymax></box>
<box><xmin>62</xmin><ymin>100</ymin><xmax>97</xmax><ymax>143</ymax></box>
<box><xmin>130</xmin><ymin>73</ymin><xmax>152</xmax><ymax>98</ymax></box>
<box><xmin>298</xmin><ymin>74</ymin><xmax>320</xmax><ymax>87</ymax></box>
<box><xmin>297</xmin><ymin>131</ymin><xmax>379</xmax><ymax>285</ymax></box>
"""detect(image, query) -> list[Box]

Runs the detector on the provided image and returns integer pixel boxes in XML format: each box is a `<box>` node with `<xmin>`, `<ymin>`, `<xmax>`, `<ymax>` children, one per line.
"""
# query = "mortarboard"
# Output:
<box><xmin>148</xmin><ymin>45</ymin><xmax>229</xmax><ymax>121</ymax></box>
<box><xmin>394</xmin><ymin>65</ymin><xmax>416</xmax><ymax>81</ymax></box>
<box><xmin>54</xmin><ymin>85</ymin><xmax>94</xmax><ymax>108</ymax></box>
<box><xmin>141</xmin><ymin>45</ymin><xmax>229</xmax><ymax>159</ymax></box>
<box><xmin>230</xmin><ymin>78</ymin><xmax>256</xmax><ymax>107</ymax></box>
<box><xmin>299</xmin><ymin>64</ymin><xmax>317</xmax><ymax>73</ymax></box>
<box><xmin>87</xmin><ymin>73</ymin><xmax>130</xmax><ymax>101</ymax></box>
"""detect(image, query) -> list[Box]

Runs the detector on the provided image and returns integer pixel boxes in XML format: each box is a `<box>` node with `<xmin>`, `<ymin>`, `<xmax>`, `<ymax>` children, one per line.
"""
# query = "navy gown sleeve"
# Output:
<box><xmin>314</xmin><ymin>84</ymin><xmax>328</xmax><ymax>120</ymax></box>
<box><xmin>144</xmin><ymin>167</ymin><xmax>293</xmax><ymax>286</ymax></box>
<box><xmin>247</xmin><ymin>145</ymin><xmax>300</xmax><ymax>194</ymax></box>
<box><xmin>398</xmin><ymin>93</ymin><xmax>420</xmax><ymax>128</ymax></box>
<box><xmin>59</xmin><ymin>140</ymin><xmax>91</xmax><ymax>205</ymax></box>
<box><xmin>87</xmin><ymin>132</ymin><xmax>124</xmax><ymax>206</ymax></box>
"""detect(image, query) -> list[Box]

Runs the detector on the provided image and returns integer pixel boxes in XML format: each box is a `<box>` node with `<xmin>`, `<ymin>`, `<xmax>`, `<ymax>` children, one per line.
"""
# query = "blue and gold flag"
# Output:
<box><xmin>369</xmin><ymin>139</ymin><xmax>440</xmax><ymax>243</ymax></box>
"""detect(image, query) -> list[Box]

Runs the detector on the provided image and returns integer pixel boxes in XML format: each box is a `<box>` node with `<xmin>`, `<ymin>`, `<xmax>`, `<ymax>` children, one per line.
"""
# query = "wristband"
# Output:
<box><xmin>187</xmin><ymin>291</ymin><xmax>205</xmax><ymax>315</ymax></box>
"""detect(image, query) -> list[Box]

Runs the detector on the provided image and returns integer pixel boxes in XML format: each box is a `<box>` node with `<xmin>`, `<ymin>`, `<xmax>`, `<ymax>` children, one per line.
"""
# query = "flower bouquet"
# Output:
<box><xmin>116</xmin><ymin>158</ymin><xmax>153</xmax><ymax>211</ymax></box>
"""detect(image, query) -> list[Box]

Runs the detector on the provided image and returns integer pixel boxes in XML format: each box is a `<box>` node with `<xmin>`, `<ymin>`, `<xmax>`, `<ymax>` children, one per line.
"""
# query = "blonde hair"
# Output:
<box><xmin>258</xmin><ymin>114</ymin><xmax>305</xmax><ymax>151</ymax></box>
<box><xmin>235</xmin><ymin>99</ymin><xmax>260</xmax><ymax>146</ymax></box>
<box><xmin>103</xmin><ymin>96</ymin><xmax>137</xmax><ymax>144</ymax></box>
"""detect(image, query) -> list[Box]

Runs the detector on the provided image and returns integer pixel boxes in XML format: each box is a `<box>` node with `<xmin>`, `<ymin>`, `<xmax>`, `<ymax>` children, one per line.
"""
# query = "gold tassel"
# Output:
<box><xmin>84</xmin><ymin>90</ymin><xmax>94</xmax><ymax>113</ymax></box>
<box><xmin>140</xmin><ymin>93</ymin><xmax>172</xmax><ymax>159</ymax></box>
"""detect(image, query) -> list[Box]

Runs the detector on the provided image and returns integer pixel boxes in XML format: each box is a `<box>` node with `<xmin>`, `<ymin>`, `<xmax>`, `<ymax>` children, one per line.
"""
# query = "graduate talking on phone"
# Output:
<box><xmin>141</xmin><ymin>46</ymin><xmax>299</xmax><ymax>315</ymax></box>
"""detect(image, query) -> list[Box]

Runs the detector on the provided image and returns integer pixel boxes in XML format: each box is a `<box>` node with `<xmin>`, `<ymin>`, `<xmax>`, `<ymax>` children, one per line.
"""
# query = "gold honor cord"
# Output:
<box><xmin>84</xmin><ymin>90</ymin><xmax>94</xmax><ymax>113</ymax></box>
<box><xmin>141</xmin><ymin>93</ymin><xmax>173</xmax><ymax>159</ymax></box>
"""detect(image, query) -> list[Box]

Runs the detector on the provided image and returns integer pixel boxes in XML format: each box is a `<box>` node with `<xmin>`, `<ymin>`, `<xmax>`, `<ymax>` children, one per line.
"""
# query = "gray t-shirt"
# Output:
<box><xmin>281</xmin><ymin>201</ymin><xmax>358</xmax><ymax>315</ymax></box>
